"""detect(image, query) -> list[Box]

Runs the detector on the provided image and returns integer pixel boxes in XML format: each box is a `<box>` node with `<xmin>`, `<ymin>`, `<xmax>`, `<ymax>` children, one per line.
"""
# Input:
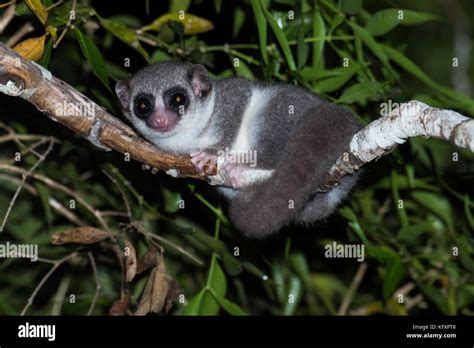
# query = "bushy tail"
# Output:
<box><xmin>228</xmin><ymin>104</ymin><xmax>360</xmax><ymax>238</ymax></box>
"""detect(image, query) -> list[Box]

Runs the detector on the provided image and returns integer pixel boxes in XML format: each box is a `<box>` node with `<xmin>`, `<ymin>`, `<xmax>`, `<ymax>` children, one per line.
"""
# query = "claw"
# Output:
<box><xmin>190</xmin><ymin>151</ymin><xmax>217</xmax><ymax>175</ymax></box>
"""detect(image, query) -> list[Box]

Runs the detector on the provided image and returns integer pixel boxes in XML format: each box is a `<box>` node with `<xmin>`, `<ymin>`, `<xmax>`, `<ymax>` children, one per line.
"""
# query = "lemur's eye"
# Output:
<box><xmin>169</xmin><ymin>92</ymin><xmax>187</xmax><ymax>111</ymax></box>
<box><xmin>134</xmin><ymin>95</ymin><xmax>154</xmax><ymax>119</ymax></box>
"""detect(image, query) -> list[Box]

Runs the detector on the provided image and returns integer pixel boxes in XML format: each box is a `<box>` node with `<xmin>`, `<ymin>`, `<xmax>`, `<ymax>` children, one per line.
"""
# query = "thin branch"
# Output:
<box><xmin>0</xmin><ymin>173</ymin><xmax>87</xmax><ymax>226</ymax></box>
<box><xmin>132</xmin><ymin>221</ymin><xmax>203</xmax><ymax>266</ymax></box>
<box><xmin>0</xmin><ymin>139</ymin><xmax>54</xmax><ymax>232</ymax></box>
<box><xmin>51</xmin><ymin>274</ymin><xmax>71</xmax><ymax>315</ymax></box>
<box><xmin>337</xmin><ymin>262</ymin><xmax>368</xmax><ymax>315</ymax></box>
<box><xmin>53</xmin><ymin>0</ymin><xmax>77</xmax><ymax>49</ymax></box>
<box><xmin>0</xmin><ymin>163</ymin><xmax>109</xmax><ymax>229</ymax></box>
<box><xmin>103</xmin><ymin>170</ymin><xmax>132</xmax><ymax>218</ymax></box>
<box><xmin>5</xmin><ymin>22</ymin><xmax>34</xmax><ymax>47</ymax></box>
<box><xmin>21</xmin><ymin>251</ymin><xmax>79</xmax><ymax>315</ymax></box>
<box><xmin>87</xmin><ymin>252</ymin><xmax>101</xmax><ymax>315</ymax></box>
<box><xmin>0</xmin><ymin>3</ymin><xmax>15</xmax><ymax>34</ymax></box>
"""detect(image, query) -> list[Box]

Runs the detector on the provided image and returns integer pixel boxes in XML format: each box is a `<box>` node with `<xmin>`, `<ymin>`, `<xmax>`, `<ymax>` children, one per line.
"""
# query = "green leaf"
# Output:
<box><xmin>182</xmin><ymin>289</ymin><xmax>205</xmax><ymax>315</ymax></box>
<box><xmin>391</xmin><ymin>170</ymin><xmax>409</xmax><ymax>228</ymax></box>
<box><xmin>99</xmin><ymin>17</ymin><xmax>149</xmax><ymax>60</ymax></box>
<box><xmin>311</xmin><ymin>273</ymin><xmax>347</xmax><ymax>314</ymax></box>
<box><xmin>150</xmin><ymin>50</ymin><xmax>172</xmax><ymax>64</ymax></box>
<box><xmin>209</xmin><ymin>289</ymin><xmax>247</xmax><ymax>315</ymax></box>
<box><xmin>290</xmin><ymin>253</ymin><xmax>311</xmax><ymax>288</ymax></box>
<box><xmin>272</xmin><ymin>263</ymin><xmax>287</xmax><ymax>304</ymax></box>
<box><xmin>457</xmin><ymin>284</ymin><xmax>474</xmax><ymax>308</ymax></box>
<box><xmin>311</xmin><ymin>10</ymin><xmax>325</xmax><ymax>69</ymax></box>
<box><xmin>38</xmin><ymin>37</ymin><xmax>53</xmax><ymax>68</ymax></box>
<box><xmin>161</xmin><ymin>187</ymin><xmax>181</xmax><ymax>214</ymax></box>
<box><xmin>169</xmin><ymin>0</ymin><xmax>191</xmax><ymax>13</ymax></box>
<box><xmin>383</xmin><ymin>258</ymin><xmax>405</xmax><ymax>300</ymax></box>
<box><xmin>15</xmin><ymin>2</ymin><xmax>32</xmax><ymax>16</ymax></box>
<box><xmin>283</xmin><ymin>276</ymin><xmax>302</xmax><ymax>315</ymax></box>
<box><xmin>366</xmin><ymin>245</ymin><xmax>398</xmax><ymax>264</ymax></box>
<box><xmin>366</xmin><ymin>9</ymin><xmax>439</xmax><ymax>36</ymax></box>
<box><xmin>328</xmin><ymin>12</ymin><xmax>345</xmax><ymax>36</ymax></box>
<box><xmin>410</xmin><ymin>191</ymin><xmax>454</xmax><ymax>231</ymax></box>
<box><xmin>312</xmin><ymin>65</ymin><xmax>361</xmax><ymax>92</ymax></box>
<box><xmin>250</xmin><ymin>0</ymin><xmax>269</xmax><ymax>65</ymax></box>
<box><xmin>74</xmin><ymin>29</ymin><xmax>111</xmax><ymax>90</ymax></box>
<box><xmin>464</xmin><ymin>195</ymin><xmax>474</xmax><ymax>231</ymax></box>
<box><xmin>337</xmin><ymin>81</ymin><xmax>384</xmax><ymax>104</ymax></box>
<box><xmin>233</xmin><ymin>58</ymin><xmax>255</xmax><ymax>79</ymax></box>
<box><xmin>340</xmin><ymin>0</ymin><xmax>363</xmax><ymax>15</ymax></box>
<box><xmin>382</xmin><ymin>45</ymin><xmax>474</xmax><ymax>114</ymax></box>
<box><xmin>453</xmin><ymin>235</ymin><xmax>474</xmax><ymax>273</ymax></box>
<box><xmin>200</xmin><ymin>257</ymin><xmax>227</xmax><ymax>315</ymax></box>
<box><xmin>296</xmin><ymin>20</ymin><xmax>309</xmax><ymax>69</ymax></box>
<box><xmin>417</xmin><ymin>282</ymin><xmax>450</xmax><ymax>314</ymax></box>
<box><xmin>397</xmin><ymin>219</ymin><xmax>434</xmax><ymax>244</ymax></box>
<box><xmin>220</xmin><ymin>252</ymin><xmax>243</xmax><ymax>276</ymax></box>
<box><xmin>348</xmin><ymin>22</ymin><xmax>394</xmax><ymax>75</ymax></box>
<box><xmin>48</xmin><ymin>2</ymin><xmax>93</xmax><ymax>27</ymax></box>
<box><xmin>261</xmin><ymin>4</ymin><xmax>296</xmax><ymax>70</ymax></box>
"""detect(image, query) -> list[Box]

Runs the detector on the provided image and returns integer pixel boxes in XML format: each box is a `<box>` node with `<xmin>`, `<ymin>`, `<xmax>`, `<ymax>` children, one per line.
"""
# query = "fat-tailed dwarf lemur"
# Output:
<box><xmin>115</xmin><ymin>62</ymin><xmax>361</xmax><ymax>238</ymax></box>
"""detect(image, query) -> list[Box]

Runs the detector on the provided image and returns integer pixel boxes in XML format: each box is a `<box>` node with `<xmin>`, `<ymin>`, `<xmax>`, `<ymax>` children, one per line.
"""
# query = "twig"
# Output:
<box><xmin>0</xmin><ymin>139</ymin><xmax>55</xmax><ymax>232</ymax></box>
<box><xmin>132</xmin><ymin>221</ymin><xmax>203</xmax><ymax>266</ymax></box>
<box><xmin>21</xmin><ymin>251</ymin><xmax>79</xmax><ymax>315</ymax></box>
<box><xmin>45</xmin><ymin>0</ymin><xmax>64</xmax><ymax>12</ymax></box>
<box><xmin>53</xmin><ymin>0</ymin><xmax>76</xmax><ymax>49</ymax></box>
<box><xmin>103</xmin><ymin>169</ymin><xmax>132</xmax><ymax>218</ymax></box>
<box><xmin>51</xmin><ymin>274</ymin><xmax>71</xmax><ymax>315</ymax></box>
<box><xmin>5</xmin><ymin>22</ymin><xmax>34</xmax><ymax>47</ymax></box>
<box><xmin>0</xmin><ymin>3</ymin><xmax>15</xmax><ymax>34</ymax></box>
<box><xmin>337</xmin><ymin>262</ymin><xmax>368</xmax><ymax>315</ymax></box>
<box><xmin>0</xmin><ymin>133</ymin><xmax>58</xmax><ymax>145</ymax></box>
<box><xmin>87</xmin><ymin>252</ymin><xmax>101</xmax><ymax>315</ymax></box>
<box><xmin>405</xmin><ymin>293</ymin><xmax>424</xmax><ymax>310</ymax></box>
<box><xmin>0</xmin><ymin>163</ymin><xmax>109</xmax><ymax>229</ymax></box>
<box><xmin>0</xmin><ymin>173</ymin><xmax>87</xmax><ymax>226</ymax></box>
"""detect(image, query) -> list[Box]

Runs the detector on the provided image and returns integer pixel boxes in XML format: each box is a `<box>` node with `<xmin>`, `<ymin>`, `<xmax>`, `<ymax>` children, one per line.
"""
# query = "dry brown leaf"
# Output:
<box><xmin>13</xmin><ymin>35</ymin><xmax>46</xmax><ymax>61</ymax></box>
<box><xmin>165</xmin><ymin>279</ymin><xmax>182</xmax><ymax>313</ymax></box>
<box><xmin>51</xmin><ymin>227</ymin><xmax>112</xmax><ymax>245</ymax></box>
<box><xmin>109</xmin><ymin>292</ymin><xmax>131</xmax><ymax>316</ymax></box>
<box><xmin>136</xmin><ymin>245</ymin><xmax>159</xmax><ymax>275</ymax></box>
<box><xmin>135</xmin><ymin>254</ymin><xmax>175</xmax><ymax>315</ymax></box>
<box><xmin>125</xmin><ymin>240</ymin><xmax>137</xmax><ymax>283</ymax></box>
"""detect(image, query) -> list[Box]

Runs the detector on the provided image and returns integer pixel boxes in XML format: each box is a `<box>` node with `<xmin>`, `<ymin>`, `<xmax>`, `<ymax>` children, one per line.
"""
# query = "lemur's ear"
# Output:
<box><xmin>115</xmin><ymin>80</ymin><xmax>131</xmax><ymax>109</ymax></box>
<box><xmin>188</xmin><ymin>64</ymin><xmax>211</xmax><ymax>98</ymax></box>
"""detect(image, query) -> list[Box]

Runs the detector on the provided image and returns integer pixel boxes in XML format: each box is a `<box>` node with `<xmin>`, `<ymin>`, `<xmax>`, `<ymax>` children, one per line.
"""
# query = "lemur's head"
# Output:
<box><xmin>115</xmin><ymin>62</ymin><xmax>213</xmax><ymax>143</ymax></box>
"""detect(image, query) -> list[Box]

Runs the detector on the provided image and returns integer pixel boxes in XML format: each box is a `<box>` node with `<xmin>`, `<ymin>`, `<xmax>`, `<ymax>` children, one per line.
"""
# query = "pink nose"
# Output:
<box><xmin>146</xmin><ymin>111</ymin><xmax>178</xmax><ymax>132</ymax></box>
<box><xmin>148</xmin><ymin>116</ymin><xmax>168</xmax><ymax>128</ymax></box>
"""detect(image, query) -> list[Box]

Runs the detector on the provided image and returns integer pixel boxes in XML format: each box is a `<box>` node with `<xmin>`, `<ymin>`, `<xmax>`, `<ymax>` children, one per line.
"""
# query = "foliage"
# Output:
<box><xmin>0</xmin><ymin>0</ymin><xmax>473</xmax><ymax>316</ymax></box>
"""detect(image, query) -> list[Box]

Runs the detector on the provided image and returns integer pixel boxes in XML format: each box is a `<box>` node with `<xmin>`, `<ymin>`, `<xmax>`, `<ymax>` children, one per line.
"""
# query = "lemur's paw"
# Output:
<box><xmin>190</xmin><ymin>151</ymin><xmax>217</xmax><ymax>175</ymax></box>
<box><xmin>224</xmin><ymin>163</ymin><xmax>246</xmax><ymax>189</ymax></box>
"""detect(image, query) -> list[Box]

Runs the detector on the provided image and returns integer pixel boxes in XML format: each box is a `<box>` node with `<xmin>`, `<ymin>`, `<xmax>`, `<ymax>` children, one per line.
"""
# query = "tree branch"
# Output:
<box><xmin>1</xmin><ymin>43</ymin><xmax>473</xmax><ymax>191</ymax></box>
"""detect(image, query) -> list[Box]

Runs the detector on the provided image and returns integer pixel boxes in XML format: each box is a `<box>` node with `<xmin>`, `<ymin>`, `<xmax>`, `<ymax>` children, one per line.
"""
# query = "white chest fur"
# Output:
<box><xmin>231</xmin><ymin>88</ymin><xmax>271</xmax><ymax>153</ymax></box>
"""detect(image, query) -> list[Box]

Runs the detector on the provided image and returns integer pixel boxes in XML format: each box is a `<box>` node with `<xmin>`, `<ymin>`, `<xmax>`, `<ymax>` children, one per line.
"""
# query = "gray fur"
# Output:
<box><xmin>116</xmin><ymin>62</ymin><xmax>361</xmax><ymax>238</ymax></box>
